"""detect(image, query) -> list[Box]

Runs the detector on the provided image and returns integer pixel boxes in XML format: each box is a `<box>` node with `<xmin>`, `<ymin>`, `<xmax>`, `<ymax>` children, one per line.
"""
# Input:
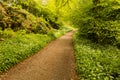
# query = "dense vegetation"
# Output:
<box><xmin>72</xmin><ymin>0</ymin><xmax>120</xmax><ymax>79</ymax></box>
<box><xmin>0</xmin><ymin>29</ymin><xmax>70</xmax><ymax>72</ymax></box>
<box><xmin>0</xmin><ymin>0</ymin><xmax>72</xmax><ymax>73</ymax></box>
<box><xmin>0</xmin><ymin>0</ymin><xmax>120</xmax><ymax>79</ymax></box>
<box><xmin>74</xmin><ymin>33</ymin><xmax>120</xmax><ymax>80</ymax></box>
<box><xmin>0</xmin><ymin>0</ymin><xmax>61</xmax><ymax>35</ymax></box>
<box><xmin>71</xmin><ymin>0</ymin><xmax>120</xmax><ymax>46</ymax></box>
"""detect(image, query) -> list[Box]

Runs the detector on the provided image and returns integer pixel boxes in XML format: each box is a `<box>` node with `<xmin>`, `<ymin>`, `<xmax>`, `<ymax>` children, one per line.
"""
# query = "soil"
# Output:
<box><xmin>0</xmin><ymin>31</ymin><xmax>78</xmax><ymax>80</ymax></box>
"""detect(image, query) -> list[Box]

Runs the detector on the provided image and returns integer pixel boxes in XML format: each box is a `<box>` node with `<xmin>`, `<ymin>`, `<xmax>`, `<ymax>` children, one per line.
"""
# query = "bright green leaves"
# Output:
<box><xmin>71</xmin><ymin>0</ymin><xmax>120</xmax><ymax>46</ymax></box>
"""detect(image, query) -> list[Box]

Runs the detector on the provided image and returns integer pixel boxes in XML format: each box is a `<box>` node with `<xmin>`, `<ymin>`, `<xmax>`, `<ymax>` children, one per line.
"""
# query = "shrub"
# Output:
<box><xmin>71</xmin><ymin>0</ymin><xmax>120</xmax><ymax>46</ymax></box>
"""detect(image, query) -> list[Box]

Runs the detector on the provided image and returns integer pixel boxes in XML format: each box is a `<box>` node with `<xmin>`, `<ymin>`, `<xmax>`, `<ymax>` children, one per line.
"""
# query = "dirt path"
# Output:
<box><xmin>1</xmin><ymin>31</ymin><xmax>78</xmax><ymax>80</ymax></box>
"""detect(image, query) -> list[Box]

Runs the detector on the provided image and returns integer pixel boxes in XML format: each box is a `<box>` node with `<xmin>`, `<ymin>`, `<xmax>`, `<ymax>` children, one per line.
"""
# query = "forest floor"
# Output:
<box><xmin>0</xmin><ymin>31</ymin><xmax>78</xmax><ymax>80</ymax></box>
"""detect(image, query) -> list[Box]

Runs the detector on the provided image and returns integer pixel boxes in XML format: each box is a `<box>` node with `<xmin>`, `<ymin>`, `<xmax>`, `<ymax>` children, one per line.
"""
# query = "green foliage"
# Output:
<box><xmin>0</xmin><ymin>0</ymin><xmax>72</xmax><ymax>73</ymax></box>
<box><xmin>55</xmin><ymin>0</ymin><xmax>73</xmax><ymax>9</ymax></box>
<box><xmin>0</xmin><ymin>33</ymin><xmax>52</xmax><ymax>72</ymax></box>
<box><xmin>41</xmin><ymin>7</ymin><xmax>61</xmax><ymax>29</ymax></box>
<box><xmin>0</xmin><ymin>0</ymin><xmax>63</xmax><ymax>35</ymax></box>
<box><xmin>47</xmin><ymin>27</ymin><xmax>72</xmax><ymax>38</ymax></box>
<box><xmin>73</xmin><ymin>33</ymin><xmax>120</xmax><ymax>80</ymax></box>
<box><xmin>0</xmin><ymin>27</ymin><xmax>71</xmax><ymax>72</ymax></box>
<box><xmin>0</xmin><ymin>2</ymin><xmax>58</xmax><ymax>35</ymax></box>
<box><xmin>0</xmin><ymin>29</ymin><xmax>15</xmax><ymax>40</ymax></box>
<box><xmin>13</xmin><ymin>0</ymin><xmax>62</xmax><ymax>29</ymax></box>
<box><xmin>13</xmin><ymin>0</ymin><xmax>42</xmax><ymax>17</ymax></box>
<box><xmin>71</xmin><ymin>0</ymin><xmax>120</xmax><ymax>46</ymax></box>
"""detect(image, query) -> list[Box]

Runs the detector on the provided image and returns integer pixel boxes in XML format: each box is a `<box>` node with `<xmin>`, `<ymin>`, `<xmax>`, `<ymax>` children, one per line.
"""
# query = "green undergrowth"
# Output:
<box><xmin>0</xmin><ymin>28</ymin><xmax>71</xmax><ymax>73</ymax></box>
<box><xmin>73</xmin><ymin>33</ymin><xmax>120</xmax><ymax>80</ymax></box>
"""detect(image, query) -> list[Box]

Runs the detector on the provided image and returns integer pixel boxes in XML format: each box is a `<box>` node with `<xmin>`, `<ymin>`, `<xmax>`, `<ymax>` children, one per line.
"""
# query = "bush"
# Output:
<box><xmin>0</xmin><ymin>2</ymin><xmax>55</xmax><ymax>34</ymax></box>
<box><xmin>71</xmin><ymin>0</ymin><xmax>120</xmax><ymax>46</ymax></box>
<box><xmin>0</xmin><ymin>29</ymin><xmax>15</xmax><ymax>41</ymax></box>
<box><xmin>13</xmin><ymin>0</ymin><xmax>61</xmax><ymax>30</ymax></box>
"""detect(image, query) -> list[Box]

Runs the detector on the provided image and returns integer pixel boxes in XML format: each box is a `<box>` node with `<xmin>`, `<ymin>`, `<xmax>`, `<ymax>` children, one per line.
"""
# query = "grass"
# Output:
<box><xmin>0</xmin><ymin>28</ymin><xmax>71</xmax><ymax>73</ymax></box>
<box><xmin>73</xmin><ymin>33</ymin><xmax>120</xmax><ymax>80</ymax></box>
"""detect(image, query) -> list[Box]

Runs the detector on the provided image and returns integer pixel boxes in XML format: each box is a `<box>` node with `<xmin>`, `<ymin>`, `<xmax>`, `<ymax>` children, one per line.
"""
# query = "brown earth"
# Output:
<box><xmin>0</xmin><ymin>31</ymin><xmax>78</xmax><ymax>80</ymax></box>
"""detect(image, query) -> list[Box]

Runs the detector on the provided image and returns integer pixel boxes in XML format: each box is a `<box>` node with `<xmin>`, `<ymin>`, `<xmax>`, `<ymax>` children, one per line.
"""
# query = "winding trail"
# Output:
<box><xmin>1</xmin><ymin>31</ymin><xmax>78</xmax><ymax>80</ymax></box>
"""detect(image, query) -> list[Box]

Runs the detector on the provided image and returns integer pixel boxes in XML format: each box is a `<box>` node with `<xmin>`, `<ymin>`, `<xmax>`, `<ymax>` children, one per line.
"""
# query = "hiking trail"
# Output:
<box><xmin>1</xmin><ymin>31</ymin><xmax>78</xmax><ymax>80</ymax></box>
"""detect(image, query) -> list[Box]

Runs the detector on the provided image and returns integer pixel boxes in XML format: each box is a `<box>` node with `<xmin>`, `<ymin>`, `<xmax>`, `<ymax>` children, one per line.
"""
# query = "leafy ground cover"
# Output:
<box><xmin>0</xmin><ymin>28</ymin><xmax>71</xmax><ymax>73</ymax></box>
<box><xmin>73</xmin><ymin>33</ymin><xmax>120</xmax><ymax>80</ymax></box>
